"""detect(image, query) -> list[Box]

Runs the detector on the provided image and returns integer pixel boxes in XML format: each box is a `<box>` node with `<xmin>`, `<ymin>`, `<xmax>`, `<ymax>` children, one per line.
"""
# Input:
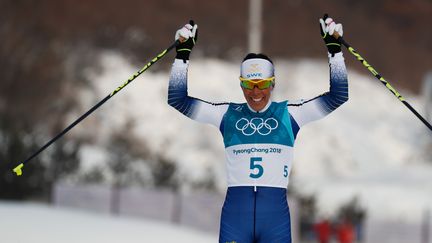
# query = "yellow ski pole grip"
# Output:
<box><xmin>13</xmin><ymin>163</ymin><xmax>24</xmax><ymax>176</ymax></box>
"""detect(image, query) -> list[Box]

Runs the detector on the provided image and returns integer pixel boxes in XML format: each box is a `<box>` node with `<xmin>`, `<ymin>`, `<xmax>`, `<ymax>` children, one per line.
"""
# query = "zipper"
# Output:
<box><xmin>253</xmin><ymin>186</ymin><xmax>257</xmax><ymax>241</ymax></box>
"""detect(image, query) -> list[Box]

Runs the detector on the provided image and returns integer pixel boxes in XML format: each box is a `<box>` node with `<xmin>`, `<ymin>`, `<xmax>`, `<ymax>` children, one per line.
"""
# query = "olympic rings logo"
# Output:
<box><xmin>235</xmin><ymin>117</ymin><xmax>279</xmax><ymax>136</ymax></box>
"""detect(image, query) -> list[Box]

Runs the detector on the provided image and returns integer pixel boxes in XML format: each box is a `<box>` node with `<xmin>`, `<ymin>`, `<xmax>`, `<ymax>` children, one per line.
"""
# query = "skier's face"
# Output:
<box><xmin>241</xmin><ymin>84</ymin><xmax>273</xmax><ymax>111</ymax></box>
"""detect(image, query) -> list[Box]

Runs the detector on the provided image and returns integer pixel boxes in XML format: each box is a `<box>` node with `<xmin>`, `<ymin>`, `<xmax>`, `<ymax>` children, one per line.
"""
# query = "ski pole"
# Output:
<box><xmin>11</xmin><ymin>39</ymin><xmax>180</xmax><ymax>176</ymax></box>
<box><xmin>323</xmin><ymin>14</ymin><xmax>432</xmax><ymax>132</ymax></box>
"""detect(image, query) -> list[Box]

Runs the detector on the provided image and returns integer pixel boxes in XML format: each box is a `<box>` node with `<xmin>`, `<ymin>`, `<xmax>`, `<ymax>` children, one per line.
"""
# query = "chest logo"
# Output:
<box><xmin>235</xmin><ymin>117</ymin><xmax>278</xmax><ymax>136</ymax></box>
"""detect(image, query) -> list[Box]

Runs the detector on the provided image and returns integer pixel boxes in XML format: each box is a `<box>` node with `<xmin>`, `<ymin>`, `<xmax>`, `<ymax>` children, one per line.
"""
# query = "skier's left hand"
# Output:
<box><xmin>319</xmin><ymin>16</ymin><xmax>343</xmax><ymax>55</ymax></box>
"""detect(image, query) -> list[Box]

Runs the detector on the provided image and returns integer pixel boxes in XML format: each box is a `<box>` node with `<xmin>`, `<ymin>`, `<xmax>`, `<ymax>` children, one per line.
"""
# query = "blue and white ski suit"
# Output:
<box><xmin>168</xmin><ymin>53</ymin><xmax>348</xmax><ymax>243</ymax></box>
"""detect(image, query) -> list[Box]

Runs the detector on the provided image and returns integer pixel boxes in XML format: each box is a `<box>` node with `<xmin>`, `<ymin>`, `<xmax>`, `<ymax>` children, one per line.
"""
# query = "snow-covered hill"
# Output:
<box><xmin>0</xmin><ymin>201</ymin><xmax>217</xmax><ymax>243</ymax></box>
<box><xmin>74</xmin><ymin>51</ymin><xmax>431</xmax><ymax>222</ymax></box>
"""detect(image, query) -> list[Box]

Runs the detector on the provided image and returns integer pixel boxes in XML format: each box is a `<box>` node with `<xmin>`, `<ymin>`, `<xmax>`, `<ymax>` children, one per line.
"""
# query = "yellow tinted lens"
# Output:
<box><xmin>240</xmin><ymin>80</ymin><xmax>254</xmax><ymax>89</ymax></box>
<box><xmin>239</xmin><ymin>77</ymin><xmax>274</xmax><ymax>90</ymax></box>
<box><xmin>256</xmin><ymin>80</ymin><xmax>273</xmax><ymax>89</ymax></box>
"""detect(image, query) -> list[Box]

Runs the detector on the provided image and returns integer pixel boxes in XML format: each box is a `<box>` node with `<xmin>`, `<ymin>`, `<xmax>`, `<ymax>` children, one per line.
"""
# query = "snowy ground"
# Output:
<box><xmin>71</xmin><ymin>51</ymin><xmax>432</xmax><ymax>224</ymax></box>
<box><xmin>0</xmin><ymin>201</ymin><xmax>217</xmax><ymax>243</ymax></box>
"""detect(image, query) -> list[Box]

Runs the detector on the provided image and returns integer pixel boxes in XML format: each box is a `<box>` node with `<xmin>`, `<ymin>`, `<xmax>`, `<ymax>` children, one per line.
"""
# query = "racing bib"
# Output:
<box><xmin>225</xmin><ymin>144</ymin><xmax>293</xmax><ymax>188</ymax></box>
<box><xmin>220</xmin><ymin>101</ymin><xmax>295</xmax><ymax>188</ymax></box>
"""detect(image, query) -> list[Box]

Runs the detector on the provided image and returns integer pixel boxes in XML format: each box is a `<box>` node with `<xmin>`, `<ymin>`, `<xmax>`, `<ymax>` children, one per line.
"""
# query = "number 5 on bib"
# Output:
<box><xmin>250</xmin><ymin>157</ymin><xmax>264</xmax><ymax>178</ymax></box>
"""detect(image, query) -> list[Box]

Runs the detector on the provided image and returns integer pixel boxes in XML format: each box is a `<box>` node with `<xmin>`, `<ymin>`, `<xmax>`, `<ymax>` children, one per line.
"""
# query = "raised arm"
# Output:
<box><xmin>168</xmin><ymin>22</ymin><xmax>228</xmax><ymax>128</ymax></box>
<box><xmin>289</xmin><ymin>16</ymin><xmax>348</xmax><ymax>128</ymax></box>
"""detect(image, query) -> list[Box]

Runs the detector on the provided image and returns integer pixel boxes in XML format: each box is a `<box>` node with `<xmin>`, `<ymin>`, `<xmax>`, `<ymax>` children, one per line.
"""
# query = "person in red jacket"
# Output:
<box><xmin>336</xmin><ymin>218</ymin><xmax>355</xmax><ymax>243</ymax></box>
<box><xmin>314</xmin><ymin>219</ymin><xmax>332</xmax><ymax>243</ymax></box>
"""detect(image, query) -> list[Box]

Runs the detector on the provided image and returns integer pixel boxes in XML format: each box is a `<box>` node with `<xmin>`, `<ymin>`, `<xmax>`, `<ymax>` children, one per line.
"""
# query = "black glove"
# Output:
<box><xmin>319</xmin><ymin>16</ymin><xmax>343</xmax><ymax>56</ymax></box>
<box><xmin>175</xmin><ymin>21</ymin><xmax>198</xmax><ymax>62</ymax></box>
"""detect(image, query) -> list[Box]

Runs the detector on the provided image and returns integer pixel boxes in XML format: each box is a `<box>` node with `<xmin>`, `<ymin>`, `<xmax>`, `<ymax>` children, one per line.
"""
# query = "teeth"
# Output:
<box><xmin>252</xmin><ymin>97</ymin><xmax>262</xmax><ymax>102</ymax></box>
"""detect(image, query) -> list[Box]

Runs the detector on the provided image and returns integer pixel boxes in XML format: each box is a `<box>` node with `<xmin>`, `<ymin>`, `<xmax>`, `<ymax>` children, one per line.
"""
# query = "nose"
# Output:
<box><xmin>252</xmin><ymin>85</ymin><xmax>261</xmax><ymax>94</ymax></box>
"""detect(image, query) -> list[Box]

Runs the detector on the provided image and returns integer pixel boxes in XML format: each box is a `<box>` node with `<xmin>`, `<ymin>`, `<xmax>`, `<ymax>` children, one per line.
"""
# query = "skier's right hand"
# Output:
<box><xmin>175</xmin><ymin>21</ymin><xmax>198</xmax><ymax>62</ymax></box>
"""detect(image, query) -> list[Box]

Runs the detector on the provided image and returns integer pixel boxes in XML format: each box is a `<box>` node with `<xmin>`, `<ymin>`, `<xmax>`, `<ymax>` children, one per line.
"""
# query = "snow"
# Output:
<box><xmin>0</xmin><ymin>201</ymin><xmax>217</xmax><ymax>243</ymax></box>
<box><xmin>74</xmin><ymin>51</ymin><xmax>432</xmax><ymax>222</ymax></box>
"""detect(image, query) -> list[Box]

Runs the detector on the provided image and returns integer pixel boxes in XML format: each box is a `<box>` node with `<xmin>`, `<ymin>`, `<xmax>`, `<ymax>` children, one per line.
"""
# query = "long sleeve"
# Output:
<box><xmin>288</xmin><ymin>52</ymin><xmax>349</xmax><ymax>128</ymax></box>
<box><xmin>168</xmin><ymin>59</ymin><xmax>228</xmax><ymax>128</ymax></box>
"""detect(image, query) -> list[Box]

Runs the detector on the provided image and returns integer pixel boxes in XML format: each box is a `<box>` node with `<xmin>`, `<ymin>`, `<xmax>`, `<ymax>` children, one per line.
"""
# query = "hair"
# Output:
<box><xmin>242</xmin><ymin>53</ymin><xmax>273</xmax><ymax>64</ymax></box>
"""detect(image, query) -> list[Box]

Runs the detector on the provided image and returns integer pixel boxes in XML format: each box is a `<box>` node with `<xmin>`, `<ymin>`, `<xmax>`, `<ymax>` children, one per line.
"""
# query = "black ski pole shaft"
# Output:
<box><xmin>322</xmin><ymin>14</ymin><xmax>432</xmax><ymax>132</ymax></box>
<box><xmin>12</xmin><ymin>40</ymin><xmax>180</xmax><ymax>176</ymax></box>
<box><xmin>340</xmin><ymin>38</ymin><xmax>432</xmax><ymax>131</ymax></box>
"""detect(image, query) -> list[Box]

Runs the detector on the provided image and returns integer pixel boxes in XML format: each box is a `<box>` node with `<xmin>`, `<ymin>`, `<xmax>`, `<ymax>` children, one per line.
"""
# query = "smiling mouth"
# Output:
<box><xmin>252</xmin><ymin>97</ymin><xmax>263</xmax><ymax>102</ymax></box>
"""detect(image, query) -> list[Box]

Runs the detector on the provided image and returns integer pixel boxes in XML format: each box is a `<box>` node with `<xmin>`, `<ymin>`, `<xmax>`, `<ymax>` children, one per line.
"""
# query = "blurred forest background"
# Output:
<box><xmin>0</xmin><ymin>0</ymin><xmax>431</xmax><ymax>200</ymax></box>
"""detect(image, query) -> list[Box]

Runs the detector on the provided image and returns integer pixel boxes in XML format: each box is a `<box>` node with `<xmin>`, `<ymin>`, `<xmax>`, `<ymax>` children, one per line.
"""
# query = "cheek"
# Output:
<box><xmin>242</xmin><ymin>88</ymin><xmax>252</xmax><ymax>97</ymax></box>
<box><xmin>263</xmin><ymin>88</ymin><xmax>272</xmax><ymax>97</ymax></box>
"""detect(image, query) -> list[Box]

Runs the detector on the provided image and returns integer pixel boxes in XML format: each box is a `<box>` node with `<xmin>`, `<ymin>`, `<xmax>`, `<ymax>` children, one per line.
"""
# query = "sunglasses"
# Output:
<box><xmin>239</xmin><ymin>76</ymin><xmax>275</xmax><ymax>90</ymax></box>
